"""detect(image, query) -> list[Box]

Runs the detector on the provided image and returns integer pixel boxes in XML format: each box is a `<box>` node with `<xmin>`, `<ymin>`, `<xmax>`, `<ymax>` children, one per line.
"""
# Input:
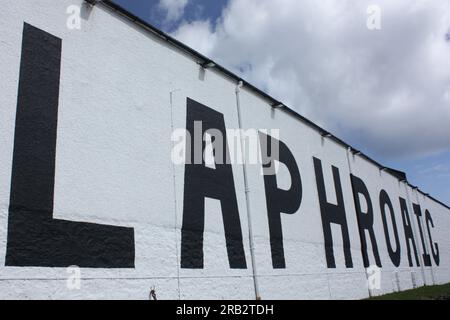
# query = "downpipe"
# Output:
<box><xmin>235</xmin><ymin>81</ymin><xmax>261</xmax><ymax>300</ymax></box>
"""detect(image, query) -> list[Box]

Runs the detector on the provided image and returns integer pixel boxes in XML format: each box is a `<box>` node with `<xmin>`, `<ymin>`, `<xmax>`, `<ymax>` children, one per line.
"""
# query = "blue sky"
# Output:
<box><xmin>113</xmin><ymin>0</ymin><xmax>227</xmax><ymax>31</ymax></box>
<box><xmin>111</xmin><ymin>0</ymin><xmax>450</xmax><ymax>205</ymax></box>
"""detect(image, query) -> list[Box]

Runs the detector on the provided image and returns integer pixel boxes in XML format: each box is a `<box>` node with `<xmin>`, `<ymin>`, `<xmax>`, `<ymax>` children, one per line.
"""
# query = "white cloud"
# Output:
<box><xmin>171</xmin><ymin>0</ymin><xmax>450</xmax><ymax>160</ymax></box>
<box><xmin>173</xmin><ymin>20</ymin><xmax>217</xmax><ymax>55</ymax></box>
<box><xmin>158</xmin><ymin>0</ymin><xmax>189</xmax><ymax>23</ymax></box>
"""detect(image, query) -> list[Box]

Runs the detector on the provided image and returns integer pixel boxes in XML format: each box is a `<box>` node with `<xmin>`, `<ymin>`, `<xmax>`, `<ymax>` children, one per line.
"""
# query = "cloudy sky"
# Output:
<box><xmin>113</xmin><ymin>0</ymin><xmax>450</xmax><ymax>204</ymax></box>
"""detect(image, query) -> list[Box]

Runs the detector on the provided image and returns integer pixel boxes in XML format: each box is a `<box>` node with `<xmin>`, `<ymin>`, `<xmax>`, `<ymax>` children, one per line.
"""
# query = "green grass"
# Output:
<box><xmin>368</xmin><ymin>283</ymin><xmax>450</xmax><ymax>300</ymax></box>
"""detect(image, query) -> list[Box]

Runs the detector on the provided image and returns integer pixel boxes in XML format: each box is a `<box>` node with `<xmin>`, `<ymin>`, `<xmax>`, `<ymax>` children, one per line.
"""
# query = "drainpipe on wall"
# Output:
<box><xmin>235</xmin><ymin>81</ymin><xmax>261</xmax><ymax>300</ymax></box>
<box><xmin>404</xmin><ymin>184</ymin><xmax>427</xmax><ymax>288</ymax></box>
<box><xmin>170</xmin><ymin>89</ymin><xmax>182</xmax><ymax>300</ymax></box>
<box><xmin>412</xmin><ymin>189</ymin><xmax>436</xmax><ymax>285</ymax></box>
<box><xmin>345</xmin><ymin>148</ymin><xmax>373</xmax><ymax>298</ymax></box>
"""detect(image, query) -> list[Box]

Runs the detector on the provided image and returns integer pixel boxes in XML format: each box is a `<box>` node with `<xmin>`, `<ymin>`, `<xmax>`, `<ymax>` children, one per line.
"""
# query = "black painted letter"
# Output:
<box><xmin>399</xmin><ymin>197</ymin><xmax>420</xmax><ymax>267</ymax></box>
<box><xmin>181</xmin><ymin>98</ymin><xmax>246</xmax><ymax>269</ymax></box>
<box><xmin>425</xmin><ymin>210</ymin><xmax>440</xmax><ymax>266</ymax></box>
<box><xmin>379</xmin><ymin>190</ymin><xmax>401</xmax><ymax>267</ymax></box>
<box><xmin>350</xmin><ymin>175</ymin><xmax>382</xmax><ymax>267</ymax></box>
<box><xmin>313</xmin><ymin>158</ymin><xmax>353</xmax><ymax>268</ymax></box>
<box><xmin>413</xmin><ymin>204</ymin><xmax>432</xmax><ymax>267</ymax></box>
<box><xmin>6</xmin><ymin>23</ymin><xmax>135</xmax><ymax>268</ymax></box>
<box><xmin>259</xmin><ymin>132</ymin><xmax>302</xmax><ymax>268</ymax></box>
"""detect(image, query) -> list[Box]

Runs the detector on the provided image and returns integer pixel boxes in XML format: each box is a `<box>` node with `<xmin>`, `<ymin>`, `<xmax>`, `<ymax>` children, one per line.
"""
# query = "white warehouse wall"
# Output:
<box><xmin>0</xmin><ymin>0</ymin><xmax>448</xmax><ymax>299</ymax></box>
